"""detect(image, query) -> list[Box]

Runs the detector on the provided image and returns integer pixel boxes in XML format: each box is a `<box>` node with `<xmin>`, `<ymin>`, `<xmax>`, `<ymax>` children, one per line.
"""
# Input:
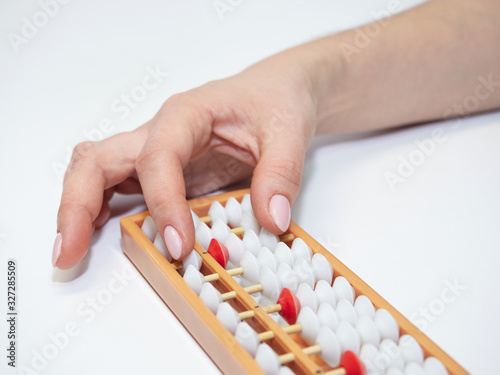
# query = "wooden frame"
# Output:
<box><xmin>120</xmin><ymin>188</ymin><xmax>468</xmax><ymax>375</ymax></box>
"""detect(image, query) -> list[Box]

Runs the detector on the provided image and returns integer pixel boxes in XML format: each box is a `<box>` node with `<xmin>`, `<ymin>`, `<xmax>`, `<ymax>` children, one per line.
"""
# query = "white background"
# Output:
<box><xmin>1</xmin><ymin>0</ymin><xmax>499</xmax><ymax>374</ymax></box>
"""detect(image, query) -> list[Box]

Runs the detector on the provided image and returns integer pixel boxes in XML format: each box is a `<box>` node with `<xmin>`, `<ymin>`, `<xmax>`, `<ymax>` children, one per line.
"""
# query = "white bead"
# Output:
<box><xmin>255</xmin><ymin>343</ymin><xmax>280</xmax><ymax>375</ymax></box>
<box><xmin>399</xmin><ymin>334</ymin><xmax>424</xmax><ymax>365</ymax></box>
<box><xmin>243</xmin><ymin>229</ymin><xmax>262</xmax><ymax>256</ymax></box>
<box><xmin>183</xmin><ymin>264</ymin><xmax>205</xmax><ymax>295</ymax></box>
<box><xmin>291</xmin><ymin>238</ymin><xmax>312</xmax><ymax>261</ymax></box>
<box><xmin>208</xmin><ymin>201</ymin><xmax>227</xmax><ymax>224</ymax></box>
<box><xmin>235</xmin><ymin>322</ymin><xmax>260</xmax><ymax>357</ymax></box>
<box><xmin>316</xmin><ymin>327</ymin><xmax>341</xmax><ymax>367</ymax></box>
<box><xmin>278</xmin><ymin>367</ymin><xmax>295</xmax><ymax>375</ymax></box>
<box><xmin>259</xmin><ymin>228</ymin><xmax>279</xmax><ymax>251</ymax></box>
<box><xmin>380</xmin><ymin>339</ymin><xmax>405</xmax><ymax>370</ymax></box>
<box><xmin>336</xmin><ymin>299</ymin><xmax>358</xmax><ymax>326</ymax></box>
<box><xmin>241</xmin><ymin>210</ymin><xmax>260</xmax><ymax>234</ymax></box>
<box><xmin>387</xmin><ymin>368</ymin><xmax>405</xmax><ymax>375</ymax></box>
<box><xmin>297</xmin><ymin>306</ymin><xmax>320</xmax><ymax>344</ymax></box>
<box><xmin>311</xmin><ymin>253</ymin><xmax>333</xmax><ymax>285</ymax></box>
<box><xmin>190</xmin><ymin>210</ymin><xmax>200</xmax><ymax>230</ymax></box>
<box><xmin>317</xmin><ymin>303</ymin><xmax>339</xmax><ymax>331</ymax></box>
<box><xmin>225</xmin><ymin>197</ymin><xmax>242</xmax><ymax>227</ymax></box>
<box><xmin>141</xmin><ymin>216</ymin><xmax>157</xmax><ymax>242</ymax></box>
<box><xmin>259</xmin><ymin>267</ymin><xmax>281</xmax><ymax>302</ymax></box>
<box><xmin>225</xmin><ymin>233</ymin><xmax>245</xmax><ymax>265</ymax></box>
<box><xmin>423</xmin><ymin>357</ymin><xmax>448</xmax><ymax>375</ymax></box>
<box><xmin>182</xmin><ymin>250</ymin><xmax>202</xmax><ymax>273</ymax></box>
<box><xmin>354</xmin><ymin>295</ymin><xmax>376</xmax><ymax>319</ymax></box>
<box><xmin>252</xmin><ymin>292</ymin><xmax>263</xmax><ymax>304</ymax></box>
<box><xmin>240</xmin><ymin>251</ymin><xmax>261</xmax><ymax>283</ymax></box>
<box><xmin>356</xmin><ymin>315</ymin><xmax>380</xmax><ymax>347</ymax></box>
<box><xmin>241</xmin><ymin>194</ymin><xmax>253</xmax><ymax>214</ymax></box>
<box><xmin>211</xmin><ymin>218</ymin><xmax>231</xmax><ymax>244</ymax></box>
<box><xmin>336</xmin><ymin>321</ymin><xmax>361</xmax><ymax>354</ymax></box>
<box><xmin>332</xmin><ymin>276</ymin><xmax>355</xmax><ymax>305</ymax></box>
<box><xmin>296</xmin><ymin>283</ymin><xmax>318</xmax><ymax>312</ymax></box>
<box><xmin>294</xmin><ymin>258</ymin><xmax>315</xmax><ymax>289</ymax></box>
<box><xmin>404</xmin><ymin>362</ymin><xmax>426</xmax><ymax>375</ymax></box>
<box><xmin>216</xmin><ymin>302</ymin><xmax>241</xmax><ymax>334</ymax></box>
<box><xmin>314</xmin><ymin>279</ymin><xmax>336</xmax><ymax>308</ymax></box>
<box><xmin>258</xmin><ymin>247</ymin><xmax>279</xmax><ymax>273</ymax></box>
<box><xmin>276</xmin><ymin>263</ymin><xmax>299</xmax><ymax>294</ymax></box>
<box><xmin>375</xmin><ymin>309</ymin><xmax>399</xmax><ymax>342</ymax></box>
<box><xmin>199</xmin><ymin>282</ymin><xmax>222</xmax><ymax>313</ymax></box>
<box><xmin>359</xmin><ymin>343</ymin><xmax>380</xmax><ymax>374</ymax></box>
<box><xmin>153</xmin><ymin>233</ymin><xmax>172</xmax><ymax>262</ymax></box>
<box><xmin>195</xmin><ymin>222</ymin><xmax>213</xmax><ymax>250</ymax></box>
<box><xmin>274</xmin><ymin>242</ymin><xmax>294</xmax><ymax>267</ymax></box>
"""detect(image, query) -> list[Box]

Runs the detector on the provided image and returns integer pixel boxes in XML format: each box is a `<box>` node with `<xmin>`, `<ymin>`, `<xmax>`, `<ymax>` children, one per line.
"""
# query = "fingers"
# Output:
<box><xmin>54</xmin><ymin>131</ymin><xmax>146</xmax><ymax>270</ymax></box>
<box><xmin>136</xmin><ymin>100</ymin><xmax>212</xmax><ymax>261</ymax></box>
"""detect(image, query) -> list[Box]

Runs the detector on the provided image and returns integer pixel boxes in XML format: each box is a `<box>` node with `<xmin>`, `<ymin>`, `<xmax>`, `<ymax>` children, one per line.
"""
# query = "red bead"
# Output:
<box><xmin>277</xmin><ymin>288</ymin><xmax>301</xmax><ymax>325</ymax></box>
<box><xmin>340</xmin><ymin>350</ymin><xmax>365</xmax><ymax>375</ymax></box>
<box><xmin>207</xmin><ymin>238</ymin><xmax>229</xmax><ymax>268</ymax></box>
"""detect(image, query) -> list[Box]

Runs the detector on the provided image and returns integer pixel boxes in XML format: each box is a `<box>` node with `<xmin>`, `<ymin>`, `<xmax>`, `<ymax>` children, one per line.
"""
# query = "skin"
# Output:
<box><xmin>54</xmin><ymin>0</ymin><xmax>500</xmax><ymax>269</ymax></box>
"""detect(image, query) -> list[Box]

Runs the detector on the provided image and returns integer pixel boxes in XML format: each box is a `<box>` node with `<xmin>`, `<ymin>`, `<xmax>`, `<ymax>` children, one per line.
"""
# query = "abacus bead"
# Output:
<box><xmin>336</xmin><ymin>321</ymin><xmax>361</xmax><ymax>354</ymax></box>
<box><xmin>274</xmin><ymin>243</ymin><xmax>294</xmax><ymax>268</ymax></box>
<box><xmin>255</xmin><ymin>343</ymin><xmax>281</xmax><ymax>375</ymax></box>
<box><xmin>260</xmin><ymin>228</ymin><xmax>279</xmax><ymax>251</ymax></box>
<box><xmin>294</xmin><ymin>258</ymin><xmax>315</xmax><ymax>289</ymax></box>
<box><xmin>387</xmin><ymin>368</ymin><xmax>405</xmax><ymax>375</ymax></box>
<box><xmin>359</xmin><ymin>344</ymin><xmax>380</xmax><ymax>374</ymax></box>
<box><xmin>240</xmin><ymin>251</ymin><xmax>261</xmax><ymax>284</ymax></box>
<box><xmin>297</xmin><ymin>306</ymin><xmax>320</xmax><ymax>344</ymax></box>
<box><xmin>183</xmin><ymin>264</ymin><xmax>205</xmax><ymax>295</ymax></box>
<box><xmin>355</xmin><ymin>315</ymin><xmax>380</xmax><ymax>347</ymax></box>
<box><xmin>182</xmin><ymin>250</ymin><xmax>202</xmax><ymax>273</ymax></box>
<box><xmin>141</xmin><ymin>216</ymin><xmax>157</xmax><ymax>241</ymax></box>
<box><xmin>316</xmin><ymin>327</ymin><xmax>342</xmax><ymax>367</ymax></box>
<box><xmin>332</xmin><ymin>277</ymin><xmax>355</xmax><ymax>305</ymax></box>
<box><xmin>278</xmin><ymin>367</ymin><xmax>295</xmax><ymax>375</ymax></box>
<box><xmin>212</xmin><ymin>218</ymin><xmax>231</xmax><ymax>244</ymax></box>
<box><xmin>191</xmin><ymin>210</ymin><xmax>200</xmax><ymax>230</ymax></box>
<box><xmin>209</xmin><ymin>201</ymin><xmax>228</xmax><ymax>224</ymax></box>
<box><xmin>260</xmin><ymin>267</ymin><xmax>281</xmax><ymax>302</ymax></box>
<box><xmin>225</xmin><ymin>197</ymin><xmax>242</xmax><ymax>227</ymax></box>
<box><xmin>375</xmin><ymin>309</ymin><xmax>399</xmax><ymax>342</ymax></box>
<box><xmin>380</xmin><ymin>339</ymin><xmax>405</xmax><ymax>370</ymax></box>
<box><xmin>153</xmin><ymin>233</ymin><xmax>172</xmax><ymax>262</ymax></box>
<box><xmin>258</xmin><ymin>247</ymin><xmax>279</xmax><ymax>273</ymax></box>
<box><xmin>317</xmin><ymin>303</ymin><xmax>339</xmax><ymax>331</ymax></box>
<box><xmin>241</xmin><ymin>194</ymin><xmax>253</xmax><ymax>213</ymax></box>
<box><xmin>296</xmin><ymin>283</ymin><xmax>318</xmax><ymax>312</ymax></box>
<box><xmin>241</xmin><ymin>210</ymin><xmax>261</xmax><ymax>234</ymax></box>
<box><xmin>311</xmin><ymin>253</ymin><xmax>334</xmax><ymax>285</ymax></box>
<box><xmin>291</xmin><ymin>238</ymin><xmax>312</xmax><ymax>261</ymax></box>
<box><xmin>423</xmin><ymin>357</ymin><xmax>448</xmax><ymax>375</ymax></box>
<box><xmin>405</xmin><ymin>363</ymin><xmax>426</xmax><ymax>375</ymax></box>
<box><xmin>399</xmin><ymin>335</ymin><xmax>424</xmax><ymax>365</ymax></box>
<box><xmin>225</xmin><ymin>233</ymin><xmax>245</xmax><ymax>265</ymax></box>
<box><xmin>195</xmin><ymin>222</ymin><xmax>213</xmax><ymax>250</ymax></box>
<box><xmin>199</xmin><ymin>282</ymin><xmax>222</xmax><ymax>313</ymax></box>
<box><xmin>277</xmin><ymin>263</ymin><xmax>299</xmax><ymax>294</ymax></box>
<box><xmin>336</xmin><ymin>299</ymin><xmax>358</xmax><ymax>326</ymax></box>
<box><xmin>354</xmin><ymin>295</ymin><xmax>376</xmax><ymax>319</ymax></box>
<box><xmin>216</xmin><ymin>302</ymin><xmax>240</xmax><ymax>334</ymax></box>
<box><xmin>314</xmin><ymin>279</ymin><xmax>337</xmax><ymax>308</ymax></box>
<box><xmin>235</xmin><ymin>322</ymin><xmax>260</xmax><ymax>357</ymax></box>
<box><xmin>243</xmin><ymin>230</ymin><xmax>262</xmax><ymax>256</ymax></box>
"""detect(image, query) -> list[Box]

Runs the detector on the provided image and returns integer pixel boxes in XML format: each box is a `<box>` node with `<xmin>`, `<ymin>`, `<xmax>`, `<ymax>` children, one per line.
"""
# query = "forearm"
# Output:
<box><xmin>306</xmin><ymin>0</ymin><xmax>500</xmax><ymax>134</ymax></box>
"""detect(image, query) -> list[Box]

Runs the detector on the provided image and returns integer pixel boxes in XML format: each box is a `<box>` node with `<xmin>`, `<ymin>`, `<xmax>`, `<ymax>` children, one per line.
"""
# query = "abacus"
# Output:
<box><xmin>120</xmin><ymin>189</ymin><xmax>467</xmax><ymax>375</ymax></box>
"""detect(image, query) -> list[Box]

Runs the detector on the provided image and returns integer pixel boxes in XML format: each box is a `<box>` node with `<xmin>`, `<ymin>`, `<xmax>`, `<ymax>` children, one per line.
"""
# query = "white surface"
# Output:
<box><xmin>0</xmin><ymin>0</ymin><xmax>499</xmax><ymax>374</ymax></box>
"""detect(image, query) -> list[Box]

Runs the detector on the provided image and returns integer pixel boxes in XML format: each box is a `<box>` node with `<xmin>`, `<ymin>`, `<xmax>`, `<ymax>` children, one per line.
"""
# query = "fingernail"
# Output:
<box><xmin>269</xmin><ymin>195</ymin><xmax>291</xmax><ymax>232</ymax></box>
<box><xmin>52</xmin><ymin>232</ymin><xmax>62</xmax><ymax>267</ymax></box>
<box><xmin>164</xmin><ymin>226</ymin><xmax>183</xmax><ymax>260</ymax></box>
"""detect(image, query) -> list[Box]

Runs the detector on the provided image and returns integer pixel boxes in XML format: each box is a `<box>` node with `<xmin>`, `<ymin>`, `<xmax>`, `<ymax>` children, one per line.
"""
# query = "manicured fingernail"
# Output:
<box><xmin>52</xmin><ymin>232</ymin><xmax>62</xmax><ymax>267</ymax></box>
<box><xmin>269</xmin><ymin>195</ymin><xmax>291</xmax><ymax>232</ymax></box>
<box><xmin>164</xmin><ymin>226</ymin><xmax>183</xmax><ymax>260</ymax></box>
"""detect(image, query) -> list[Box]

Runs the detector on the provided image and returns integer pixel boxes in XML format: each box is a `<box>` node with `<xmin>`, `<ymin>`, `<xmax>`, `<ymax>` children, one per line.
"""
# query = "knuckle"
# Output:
<box><xmin>71</xmin><ymin>141</ymin><xmax>96</xmax><ymax>162</ymax></box>
<box><xmin>265</xmin><ymin>158</ymin><xmax>302</xmax><ymax>191</ymax></box>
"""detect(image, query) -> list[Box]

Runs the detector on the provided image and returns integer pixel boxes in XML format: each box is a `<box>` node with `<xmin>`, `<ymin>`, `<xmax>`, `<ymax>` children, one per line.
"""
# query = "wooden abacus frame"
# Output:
<box><xmin>120</xmin><ymin>188</ymin><xmax>468</xmax><ymax>375</ymax></box>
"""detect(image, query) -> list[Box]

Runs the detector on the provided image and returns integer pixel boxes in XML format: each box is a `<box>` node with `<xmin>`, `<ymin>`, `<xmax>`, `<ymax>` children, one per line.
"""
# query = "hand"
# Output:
<box><xmin>53</xmin><ymin>47</ymin><xmax>320</xmax><ymax>269</ymax></box>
